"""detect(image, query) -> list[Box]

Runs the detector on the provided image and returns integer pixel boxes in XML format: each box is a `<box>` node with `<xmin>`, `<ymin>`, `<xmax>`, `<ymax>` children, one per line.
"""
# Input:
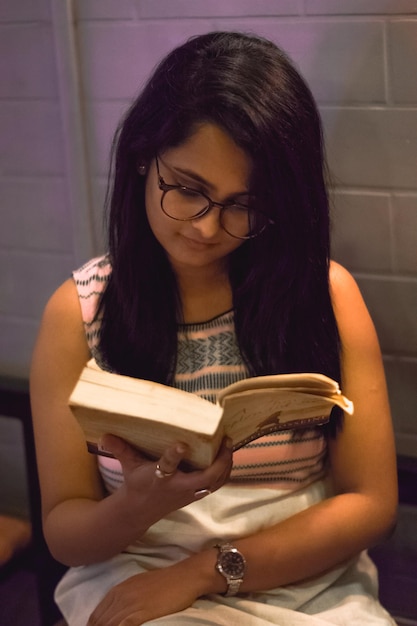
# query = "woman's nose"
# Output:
<box><xmin>191</xmin><ymin>205</ymin><xmax>222</xmax><ymax>239</ymax></box>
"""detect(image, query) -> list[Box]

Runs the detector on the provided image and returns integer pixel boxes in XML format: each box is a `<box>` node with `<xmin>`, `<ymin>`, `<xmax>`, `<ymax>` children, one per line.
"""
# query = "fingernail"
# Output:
<box><xmin>92</xmin><ymin>439</ymin><xmax>114</xmax><ymax>458</ymax></box>
<box><xmin>194</xmin><ymin>489</ymin><xmax>212</xmax><ymax>499</ymax></box>
<box><xmin>98</xmin><ymin>438</ymin><xmax>111</xmax><ymax>453</ymax></box>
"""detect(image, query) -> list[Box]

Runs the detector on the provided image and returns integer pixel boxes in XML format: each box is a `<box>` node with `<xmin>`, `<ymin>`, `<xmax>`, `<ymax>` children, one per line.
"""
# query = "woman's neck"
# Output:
<box><xmin>175</xmin><ymin>264</ymin><xmax>233</xmax><ymax>324</ymax></box>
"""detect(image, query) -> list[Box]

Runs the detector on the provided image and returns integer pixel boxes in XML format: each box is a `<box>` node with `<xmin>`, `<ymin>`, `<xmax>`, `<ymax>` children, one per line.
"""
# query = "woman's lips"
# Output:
<box><xmin>181</xmin><ymin>235</ymin><xmax>216</xmax><ymax>250</ymax></box>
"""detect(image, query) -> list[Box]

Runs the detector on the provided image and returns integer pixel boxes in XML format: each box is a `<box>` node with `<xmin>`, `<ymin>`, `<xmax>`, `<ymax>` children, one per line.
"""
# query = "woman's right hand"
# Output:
<box><xmin>100</xmin><ymin>434</ymin><xmax>233</xmax><ymax>528</ymax></box>
<box><xmin>31</xmin><ymin>278</ymin><xmax>233</xmax><ymax>566</ymax></box>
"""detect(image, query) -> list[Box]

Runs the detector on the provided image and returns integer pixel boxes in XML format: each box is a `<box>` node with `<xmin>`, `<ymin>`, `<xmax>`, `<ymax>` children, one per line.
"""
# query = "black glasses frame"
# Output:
<box><xmin>154</xmin><ymin>155</ymin><xmax>274</xmax><ymax>240</ymax></box>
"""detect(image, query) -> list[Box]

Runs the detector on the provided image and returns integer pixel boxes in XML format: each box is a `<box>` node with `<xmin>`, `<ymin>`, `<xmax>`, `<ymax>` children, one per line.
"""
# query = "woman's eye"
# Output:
<box><xmin>227</xmin><ymin>204</ymin><xmax>250</xmax><ymax>215</ymax></box>
<box><xmin>178</xmin><ymin>187</ymin><xmax>202</xmax><ymax>199</ymax></box>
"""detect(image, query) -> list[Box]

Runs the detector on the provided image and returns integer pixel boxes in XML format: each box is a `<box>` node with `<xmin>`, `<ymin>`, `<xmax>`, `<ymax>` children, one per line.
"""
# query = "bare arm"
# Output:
<box><xmin>87</xmin><ymin>262</ymin><xmax>398</xmax><ymax>625</ymax></box>
<box><xmin>186</xmin><ymin>262</ymin><xmax>398</xmax><ymax>594</ymax></box>
<box><xmin>33</xmin><ymin>267</ymin><xmax>398</xmax><ymax>625</ymax></box>
<box><xmin>30</xmin><ymin>279</ymin><xmax>232</xmax><ymax>566</ymax></box>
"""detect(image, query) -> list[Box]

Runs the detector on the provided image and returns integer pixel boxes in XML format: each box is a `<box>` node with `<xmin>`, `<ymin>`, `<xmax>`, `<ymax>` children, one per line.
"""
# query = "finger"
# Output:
<box><xmin>99</xmin><ymin>434</ymin><xmax>148</xmax><ymax>472</ymax></box>
<box><xmin>156</xmin><ymin>442</ymin><xmax>189</xmax><ymax>476</ymax></box>
<box><xmin>218</xmin><ymin>436</ymin><xmax>234</xmax><ymax>458</ymax></box>
<box><xmin>213</xmin><ymin>437</ymin><xmax>234</xmax><ymax>472</ymax></box>
<box><xmin>200</xmin><ymin>438</ymin><xmax>233</xmax><ymax>490</ymax></box>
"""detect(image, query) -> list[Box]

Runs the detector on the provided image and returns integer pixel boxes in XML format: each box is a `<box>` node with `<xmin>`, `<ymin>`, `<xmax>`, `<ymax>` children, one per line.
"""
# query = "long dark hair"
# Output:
<box><xmin>98</xmin><ymin>31</ymin><xmax>341</xmax><ymax>430</ymax></box>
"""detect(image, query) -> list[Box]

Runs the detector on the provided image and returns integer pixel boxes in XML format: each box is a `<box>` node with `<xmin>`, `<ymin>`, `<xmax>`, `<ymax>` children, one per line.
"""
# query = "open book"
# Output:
<box><xmin>69</xmin><ymin>359</ymin><xmax>353</xmax><ymax>469</ymax></box>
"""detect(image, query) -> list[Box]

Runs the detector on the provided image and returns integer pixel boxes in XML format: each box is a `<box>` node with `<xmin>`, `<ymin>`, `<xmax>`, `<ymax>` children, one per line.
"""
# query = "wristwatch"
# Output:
<box><xmin>215</xmin><ymin>542</ymin><xmax>247</xmax><ymax>596</ymax></box>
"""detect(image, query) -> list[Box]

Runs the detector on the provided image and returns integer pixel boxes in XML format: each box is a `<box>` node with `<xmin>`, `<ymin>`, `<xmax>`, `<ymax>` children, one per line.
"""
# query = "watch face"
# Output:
<box><xmin>219</xmin><ymin>549</ymin><xmax>246</xmax><ymax>578</ymax></box>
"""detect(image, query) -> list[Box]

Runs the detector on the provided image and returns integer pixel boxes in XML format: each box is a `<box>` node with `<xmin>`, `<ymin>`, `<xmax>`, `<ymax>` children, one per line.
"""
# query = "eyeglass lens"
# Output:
<box><xmin>161</xmin><ymin>187</ymin><xmax>263</xmax><ymax>239</ymax></box>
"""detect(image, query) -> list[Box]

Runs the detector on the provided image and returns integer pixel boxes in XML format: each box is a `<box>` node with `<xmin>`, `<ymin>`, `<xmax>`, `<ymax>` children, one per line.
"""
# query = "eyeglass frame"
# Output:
<box><xmin>154</xmin><ymin>155</ymin><xmax>274</xmax><ymax>240</ymax></box>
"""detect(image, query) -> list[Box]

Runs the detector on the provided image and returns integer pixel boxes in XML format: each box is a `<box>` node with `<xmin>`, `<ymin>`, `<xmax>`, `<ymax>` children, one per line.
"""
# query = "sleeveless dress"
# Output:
<box><xmin>55</xmin><ymin>256</ymin><xmax>396</xmax><ymax>626</ymax></box>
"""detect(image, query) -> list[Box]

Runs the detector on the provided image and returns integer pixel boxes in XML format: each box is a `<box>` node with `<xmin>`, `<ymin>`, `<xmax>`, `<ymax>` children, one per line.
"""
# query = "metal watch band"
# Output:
<box><xmin>215</xmin><ymin>542</ymin><xmax>246</xmax><ymax>597</ymax></box>
<box><xmin>225</xmin><ymin>576</ymin><xmax>244</xmax><ymax>596</ymax></box>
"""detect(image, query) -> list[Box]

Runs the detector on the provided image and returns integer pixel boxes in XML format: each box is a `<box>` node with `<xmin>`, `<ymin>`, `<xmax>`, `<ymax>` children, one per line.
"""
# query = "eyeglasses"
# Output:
<box><xmin>155</xmin><ymin>156</ymin><xmax>274</xmax><ymax>240</ymax></box>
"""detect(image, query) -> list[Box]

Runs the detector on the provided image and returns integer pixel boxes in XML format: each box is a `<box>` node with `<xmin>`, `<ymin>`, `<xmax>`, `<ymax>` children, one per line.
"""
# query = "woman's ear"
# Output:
<box><xmin>138</xmin><ymin>164</ymin><xmax>147</xmax><ymax>176</ymax></box>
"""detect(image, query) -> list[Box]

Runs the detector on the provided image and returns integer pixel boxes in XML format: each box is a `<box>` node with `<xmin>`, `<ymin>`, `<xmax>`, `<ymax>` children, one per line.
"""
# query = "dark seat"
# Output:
<box><xmin>1</xmin><ymin>378</ymin><xmax>417</xmax><ymax>625</ymax></box>
<box><xmin>0</xmin><ymin>379</ymin><xmax>67</xmax><ymax>626</ymax></box>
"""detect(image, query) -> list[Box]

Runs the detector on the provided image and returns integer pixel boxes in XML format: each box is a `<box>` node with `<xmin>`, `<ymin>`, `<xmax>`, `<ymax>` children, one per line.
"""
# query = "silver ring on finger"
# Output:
<box><xmin>155</xmin><ymin>463</ymin><xmax>176</xmax><ymax>479</ymax></box>
<box><xmin>194</xmin><ymin>488</ymin><xmax>212</xmax><ymax>499</ymax></box>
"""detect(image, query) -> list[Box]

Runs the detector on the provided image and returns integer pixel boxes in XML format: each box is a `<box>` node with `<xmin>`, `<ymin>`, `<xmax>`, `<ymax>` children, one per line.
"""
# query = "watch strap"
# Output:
<box><xmin>215</xmin><ymin>542</ymin><xmax>246</xmax><ymax>597</ymax></box>
<box><xmin>224</xmin><ymin>576</ymin><xmax>243</xmax><ymax>596</ymax></box>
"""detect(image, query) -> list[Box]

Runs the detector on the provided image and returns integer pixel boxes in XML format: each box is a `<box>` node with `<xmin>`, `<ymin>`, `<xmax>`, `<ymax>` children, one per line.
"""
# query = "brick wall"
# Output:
<box><xmin>1</xmin><ymin>0</ymin><xmax>416</xmax><ymax>457</ymax></box>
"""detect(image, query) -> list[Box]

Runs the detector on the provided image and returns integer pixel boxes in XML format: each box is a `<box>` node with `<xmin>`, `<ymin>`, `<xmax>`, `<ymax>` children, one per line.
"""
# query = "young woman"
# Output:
<box><xmin>30</xmin><ymin>32</ymin><xmax>398</xmax><ymax>625</ymax></box>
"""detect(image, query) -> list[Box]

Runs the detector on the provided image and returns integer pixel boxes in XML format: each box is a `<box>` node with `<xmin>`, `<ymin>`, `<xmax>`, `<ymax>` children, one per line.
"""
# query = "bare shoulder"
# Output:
<box><xmin>327</xmin><ymin>265</ymin><xmax>397</xmax><ymax>509</ymax></box>
<box><xmin>31</xmin><ymin>277</ymin><xmax>90</xmax><ymax>397</ymax></box>
<box><xmin>328</xmin><ymin>261</ymin><xmax>377</xmax><ymax>347</ymax></box>
<box><xmin>329</xmin><ymin>260</ymin><xmax>361</xmax><ymax>304</ymax></box>
<box><xmin>37</xmin><ymin>278</ymin><xmax>87</xmax><ymax>350</ymax></box>
<box><xmin>31</xmin><ymin>278</ymin><xmax>104</xmax><ymax>513</ymax></box>
<box><xmin>42</xmin><ymin>277</ymin><xmax>83</xmax><ymax>324</ymax></box>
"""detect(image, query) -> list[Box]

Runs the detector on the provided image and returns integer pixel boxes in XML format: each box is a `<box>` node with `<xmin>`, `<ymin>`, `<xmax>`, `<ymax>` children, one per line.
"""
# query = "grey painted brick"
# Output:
<box><xmin>0</xmin><ymin>318</ymin><xmax>40</xmax><ymax>378</ymax></box>
<box><xmin>331</xmin><ymin>191</ymin><xmax>392</xmax><ymax>272</ymax></box>
<box><xmin>395</xmin><ymin>505</ymin><xmax>417</xmax><ymax>551</ymax></box>
<box><xmin>356</xmin><ymin>276</ymin><xmax>417</xmax><ymax>355</ymax></box>
<box><xmin>75</xmin><ymin>0</ymin><xmax>136</xmax><ymax>20</ymax></box>
<box><xmin>79</xmin><ymin>20</ymin><xmax>385</xmax><ymax>104</ymax></box>
<box><xmin>0</xmin><ymin>179</ymin><xmax>72</xmax><ymax>252</ymax></box>
<box><xmin>0</xmin><ymin>1</ymin><xmax>416</xmax><ymax>458</ymax></box>
<box><xmin>217</xmin><ymin>19</ymin><xmax>385</xmax><ymax>104</ymax></box>
<box><xmin>0</xmin><ymin>101</ymin><xmax>65</xmax><ymax>176</ymax></box>
<box><xmin>0</xmin><ymin>23</ymin><xmax>58</xmax><ymax>98</ymax></box>
<box><xmin>0</xmin><ymin>417</ymin><xmax>29</xmax><ymax>517</ymax></box>
<box><xmin>388</xmin><ymin>20</ymin><xmax>417</xmax><ymax>104</ymax></box>
<box><xmin>395</xmin><ymin>432</ymin><xmax>417</xmax><ymax>458</ymax></box>
<box><xmin>91</xmin><ymin>180</ymin><xmax>107</xmax><ymax>254</ymax></box>
<box><xmin>78</xmin><ymin>21</ymin><xmax>214</xmax><ymax>101</ymax></box>
<box><xmin>305</xmin><ymin>0</ymin><xmax>417</xmax><ymax>15</ymax></box>
<box><xmin>210</xmin><ymin>19</ymin><xmax>385</xmax><ymax>104</ymax></box>
<box><xmin>322</xmin><ymin>108</ymin><xmax>417</xmax><ymax>189</ymax></box>
<box><xmin>0</xmin><ymin>251</ymin><xmax>74</xmax><ymax>319</ymax></box>
<box><xmin>85</xmin><ymin>101</ymin><xmax>130</xmax><ymax>176</ymax></box>
<box><xmin>0</xmin><ymin>0</ymin><xmax>50</xmax><ymax>22</ymax></box>
<box><xmin>134</xmin><ymin>0</ymin><xmax>301</xmax><ymax>19</ymax></box>
<box><xmin>385</xmin><ymin>358</ymin><xmax>417</xmax><ymax>435</ymax></box>
<box><xmin>392</xmin><ymin>194</ymin><xmax>417</xmax><ymax>274</ymax></box>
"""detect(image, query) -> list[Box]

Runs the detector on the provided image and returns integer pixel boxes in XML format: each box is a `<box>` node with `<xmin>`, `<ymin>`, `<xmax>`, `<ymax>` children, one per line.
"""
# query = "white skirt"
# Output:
<box><xmin>55</xmin><ymin>479</ymin><xmax>396</xmax><ymax>626</ymax></box>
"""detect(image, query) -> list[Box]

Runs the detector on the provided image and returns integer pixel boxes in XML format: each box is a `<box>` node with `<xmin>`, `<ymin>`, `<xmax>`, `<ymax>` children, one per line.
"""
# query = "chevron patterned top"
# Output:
<box><xmin>73</xmin><ymin>255</ymin><xmax>327</xmax><ymax>490</ymax></box>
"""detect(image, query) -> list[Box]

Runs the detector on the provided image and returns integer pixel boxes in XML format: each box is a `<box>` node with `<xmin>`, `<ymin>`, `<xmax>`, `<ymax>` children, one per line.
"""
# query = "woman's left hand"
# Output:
<box><xmin>87</xmin><ymin>563</ymin><xmax>202</xmax><ymax>626</ymax></box>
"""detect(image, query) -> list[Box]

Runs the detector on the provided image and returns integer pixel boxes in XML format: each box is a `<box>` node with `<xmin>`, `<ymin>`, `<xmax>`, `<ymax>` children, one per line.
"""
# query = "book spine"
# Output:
<box><xmin>233</xmin><ymin>415</ymin><xmax>329</xmax><ymax>451</ymax></box>
<box><xmin>86</xmin><ymin>441</ymin><xmax>116</xmax><ymax>459</ymax></box>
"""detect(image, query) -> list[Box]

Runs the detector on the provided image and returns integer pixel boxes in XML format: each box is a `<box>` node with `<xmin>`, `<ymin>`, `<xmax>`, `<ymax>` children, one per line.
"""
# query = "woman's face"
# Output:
<box><xmin>145</xmin><ymin>123</ymin><xmax>252</xmax><ymax>276</ymax></box>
